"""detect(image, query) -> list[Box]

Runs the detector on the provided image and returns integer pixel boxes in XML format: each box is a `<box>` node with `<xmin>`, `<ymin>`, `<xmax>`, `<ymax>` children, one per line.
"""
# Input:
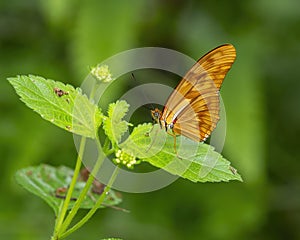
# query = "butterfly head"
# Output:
<box><xmin>151</xmin><ymin>108</ymin><xmax>174</xmax><ymax>132</ymax></box>
<box><xmin>151</xmin><ymin>108</ymin><xmax>162</xmax><ymax>123</ymax></box>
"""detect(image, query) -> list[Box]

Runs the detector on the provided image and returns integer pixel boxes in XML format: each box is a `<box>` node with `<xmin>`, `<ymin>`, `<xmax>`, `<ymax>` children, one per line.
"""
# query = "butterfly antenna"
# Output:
<box><xmin>131</xmin><ymin>73</ymin><xmax>155</xmax><ymax>110</ymax></box>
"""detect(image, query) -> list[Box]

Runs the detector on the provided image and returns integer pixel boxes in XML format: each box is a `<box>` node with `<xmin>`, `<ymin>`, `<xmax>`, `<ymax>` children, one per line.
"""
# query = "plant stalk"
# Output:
<box><xmin>53</xmin><ymin>136</ymin><xmax>86</xmax><ymax>238</ymax></box>
<box><xmin>53</xmin><ymin>78</ymin><xmax>102</xmax><ymax>239</ymax></box>
<box><xmin>60</xmin><ymin>166</ymin><xmax>119</xmax><ymax>238</ymax></box>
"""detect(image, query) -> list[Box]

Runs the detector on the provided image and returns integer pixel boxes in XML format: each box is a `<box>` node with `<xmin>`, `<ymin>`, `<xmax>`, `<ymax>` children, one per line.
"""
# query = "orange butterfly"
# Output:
<box><xmin>151</xmin><ymin>44</ymin><xmax>236</xmax><ymax>151</ymax></box>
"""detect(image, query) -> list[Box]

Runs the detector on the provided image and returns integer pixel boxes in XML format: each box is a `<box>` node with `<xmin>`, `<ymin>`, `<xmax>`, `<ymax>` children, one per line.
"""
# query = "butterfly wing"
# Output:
<box><xmin>161</xmin><ymin>44</ymin><xmax>236</xmax><ymax>141</ymax></box>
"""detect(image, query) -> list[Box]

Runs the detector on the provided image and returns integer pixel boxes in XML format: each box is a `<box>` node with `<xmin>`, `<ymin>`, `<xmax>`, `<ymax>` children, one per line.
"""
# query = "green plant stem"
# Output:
<box><xmin>53</xmin><ymin>201</ymin><xmax>64</xmax><ymax>232</ymax></box>
<box><xmin>60</xmin><ymin>166</ymin><xmax>120</xmax><ymax>239</ymax></box>
<box><xmin>58</xmin><ymin>153</ymin><xmax>102</xmax><ymax>235</ymax></box>
<box><xmin>53</xmin><ymin>80</ymin><xmax>101</xmax><ymax>239</ymax></box>
<box><xmin>53</xmin><ymin>136</ymin><xmax>86</xmax><ymax>236</ymax></box>
<box><xmin>89</xmin><ymin>79</ymin><xmax>101</xmax><ymax>101</ymax></box>
<box><xmin>58</xmin><ymin>136</ymin><xmax>113</xmax><ymax>237</ymax></box>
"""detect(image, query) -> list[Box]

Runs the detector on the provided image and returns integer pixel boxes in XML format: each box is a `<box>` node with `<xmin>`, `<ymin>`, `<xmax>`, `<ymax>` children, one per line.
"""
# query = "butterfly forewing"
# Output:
<box><xmin>160</xmin><ymin>44</ymin><xmax>236</xmax><ymax>142</ymax></box>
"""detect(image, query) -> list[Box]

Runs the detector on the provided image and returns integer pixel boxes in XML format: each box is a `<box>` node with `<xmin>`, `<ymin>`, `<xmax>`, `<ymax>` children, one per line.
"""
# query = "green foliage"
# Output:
<box><xmin>15</xmin><ymin>164</ymin><xmax>122</xmax><ymax>216</ymax></box>
<box><xmin>8</xmin><ymin>74</ymin><xmax>241</xmax><ymax>183</ymax></box>
<box><xmin>8</xmin><ymin>75</ymin><xmax>102</xmax><ymax>139</ymax></box>
<box><xmin>103</xmin><ymin>100</ymin><xmax>131</xmax><ymax>145</ymax></box>
<box><xmin>7</xmin><ymin>49</ymin><xmax>242</xmax><ymax>240</ymax></box>
<box><xmin>7</xmin><ymin>69</ymin><xmax>243</xmax><ymax>238</ymax></box>
<box><xmin>121</xmin><ymin>124</ymin><xmax>242</xmax><ymax>182</ymax></box>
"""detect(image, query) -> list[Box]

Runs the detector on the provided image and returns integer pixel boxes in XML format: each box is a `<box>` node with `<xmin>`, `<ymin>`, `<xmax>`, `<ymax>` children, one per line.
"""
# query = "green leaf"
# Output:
<box><xmin>15</xmin><ymin>164</ymin><xmax>122</xmax><ymax>216</ymax></box>
<box><xmin>120</xmin><ymin>123</ymin><xmax>242</xmax><ymax>183</ymax></box>
<box><xmin>103</xmin><ymin>100</ymin><xmax>131</xmax><ymax>144</ymax></box>
<box><xmin>8</xmin><ymin>75</ymin><xmax>102</xmax><ymax>138</ymax></box>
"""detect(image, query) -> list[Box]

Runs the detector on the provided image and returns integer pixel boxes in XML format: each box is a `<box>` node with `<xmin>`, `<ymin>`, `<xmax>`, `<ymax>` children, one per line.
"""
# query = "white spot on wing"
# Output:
<box><xmin>171</xmin><ymin>103</ymin><xmax>189</xmax><ymax>122</ymax></box>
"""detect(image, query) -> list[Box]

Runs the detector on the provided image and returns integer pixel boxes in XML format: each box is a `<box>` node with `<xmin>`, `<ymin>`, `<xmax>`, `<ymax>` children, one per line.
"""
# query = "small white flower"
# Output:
<box><xmin>90</xmin><ymin>65</ymin><xmax>114</xmax><ymax>83</ymax></box>
<box><xmin>114</xmin><ymin>149</ymin><xmax>138</xmax><ymax>169</ymax></box>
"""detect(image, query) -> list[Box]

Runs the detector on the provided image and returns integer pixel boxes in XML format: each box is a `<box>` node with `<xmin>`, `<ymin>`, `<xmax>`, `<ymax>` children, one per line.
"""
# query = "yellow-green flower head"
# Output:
<box><xmin>90</xmin><ymin>64</ymin><xmax>114</xmax><ymax>83</ymax></box>
<box><xmin>114</xmin><ymin>149</ymin><xmax>139</xmax><ymax>169</ymax></box>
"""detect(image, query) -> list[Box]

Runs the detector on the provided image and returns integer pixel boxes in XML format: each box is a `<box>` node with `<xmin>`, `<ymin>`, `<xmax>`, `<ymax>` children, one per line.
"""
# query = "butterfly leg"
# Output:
<box><xmin>170</xmin><ymin>132</ymin><xmax>184</xmax><ymax>159</ymax></box>
<box><xmin>172</xmin><ymin>133</ymin><xmax>177</xmax><ymax>154</ymax></box>
<box><xmin>166</xmin><ymin>131</ymin><xmax>180</xmax><ymax>156</ymax></box>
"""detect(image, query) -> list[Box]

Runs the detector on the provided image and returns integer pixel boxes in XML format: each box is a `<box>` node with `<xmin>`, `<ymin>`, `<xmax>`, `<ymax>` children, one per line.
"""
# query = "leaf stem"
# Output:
<box><xmin>53</xmin><ymin>201</ymin><xmax>64</xmax><ymax>233</ymax></box>
<box><xmin>53</xmin><ymin>136</ymin><xmax>86</xmax><ymax>237</ymax></box>
<box><xmin>58</xmin><ymin>135</ymin><xmax>114</xmax><ymax>237</ymax></box>
<box><xmin>89</xmin><ymin>80</ymin><xmax>100</xmax><ymax>101</ymax></box>
<box><xmin>60</xmin><ymin>166</ymin><xmax>119</xmax><ymax>239</ymax></box>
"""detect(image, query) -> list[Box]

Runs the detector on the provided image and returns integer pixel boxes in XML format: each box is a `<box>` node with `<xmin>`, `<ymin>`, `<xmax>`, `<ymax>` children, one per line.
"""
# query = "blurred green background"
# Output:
<box><xmin>1</xmin><ymin>0</ymin><xmax>300</xmax><ymax>239</ymax></box>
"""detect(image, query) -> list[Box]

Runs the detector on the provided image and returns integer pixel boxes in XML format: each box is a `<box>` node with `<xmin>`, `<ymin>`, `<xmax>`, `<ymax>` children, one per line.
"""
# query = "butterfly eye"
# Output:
<box><xmin>151</xmin><ymin>108</ymin><xmax>162</xmax><ymax>122</ymax></box>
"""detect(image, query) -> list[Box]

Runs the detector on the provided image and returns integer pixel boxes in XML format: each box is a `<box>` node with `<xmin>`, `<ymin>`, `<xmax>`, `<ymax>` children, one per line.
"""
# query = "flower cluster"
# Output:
<box><xmin>90</xmin><ymin>64</ymin><xmax>114</xmax><ymax>83</ymax></box>
<box><xmin>114</xmin><ymin>149</ymin><xmax>140</xmax><ymax>169</ymax></box>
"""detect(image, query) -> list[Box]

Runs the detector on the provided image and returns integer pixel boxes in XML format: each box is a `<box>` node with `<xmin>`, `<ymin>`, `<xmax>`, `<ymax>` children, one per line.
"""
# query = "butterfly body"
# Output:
<box><xmin>151</xmin><ymin>107</ymin><xmax>175</xmax><ymax>132</ymax></box>
<box><xmin>151</xmin><ymin>44</ymin><xmax>236</xmax><ymax>144</ymax></box>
